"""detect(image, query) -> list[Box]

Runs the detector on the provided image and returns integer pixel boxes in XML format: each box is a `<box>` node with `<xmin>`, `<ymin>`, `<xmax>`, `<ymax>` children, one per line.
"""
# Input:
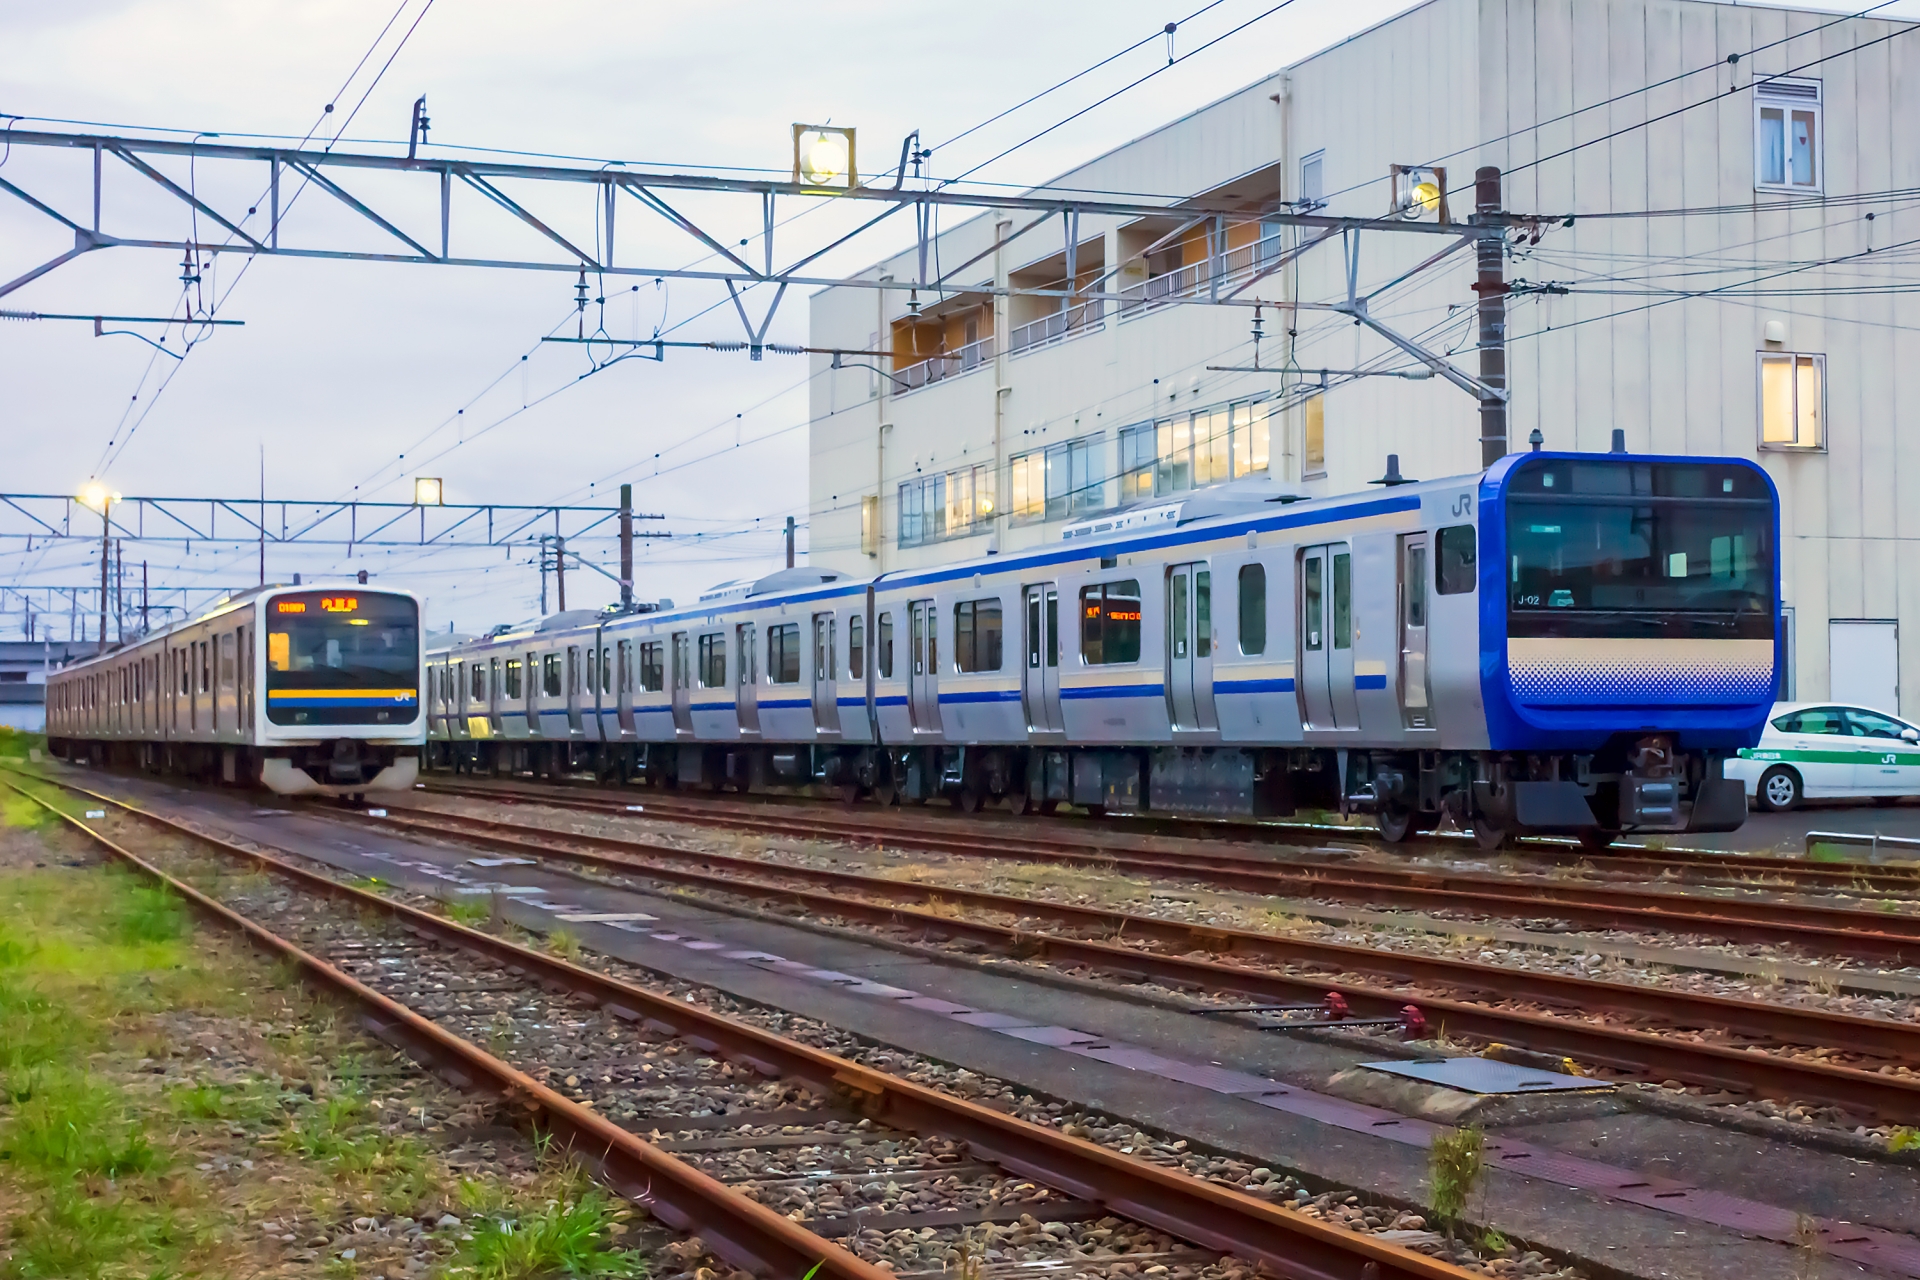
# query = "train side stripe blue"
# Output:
<box><xmin>939</xmin><ymin>689</ymin><xmax>1022</xmax><ymax>704</ymax></box>
<box><xmin>1216</xmin><ymin>678</ymin><xmax>1296</xmax><ymax>694</ymax></box>
<box><xmin>1355</xmin><ymin>674</ymin><xmax>1388</xmax><ymax>690</ymax></box>
<box><xmin>1060</xmin><ymin>683</ymin><xmax>1166</xmax><ymax>700</ymax></box>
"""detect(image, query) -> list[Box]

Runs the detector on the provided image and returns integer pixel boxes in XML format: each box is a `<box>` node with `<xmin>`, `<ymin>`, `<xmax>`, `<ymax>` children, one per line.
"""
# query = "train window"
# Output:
<box><xmin>768</xmin><ymin>624</ymin><xmax>801</xmax><ymax>684</ymax></box>
<box><xmin>1406</xmin><ymin>545</ymin><xmax>1429</xmax><ymax>628</ymax></box>
<box><xmin>566</xmin><ymin>648</ymin><xmax>581</xmax><ymax>697</ymax></box>
<box><xmin>1303</xmin><ymin>559</ymin><xmax>1324</xmax><ymax>651</ymax></box>
<box><xmin>220</xmin><ymin>633</ymin><xmax>236</xmax><ymax>688</ymax></box>
<box><xmin>1080</xmin><ymin>581</ymin><xmax>1143</xmax><ymax>665</ymax></box>
<box><xmin>543</xmin><ymin>653</ymin><xmax>562</xmax><ymax>697</ymax></box>
<box><xmin>640</xmin><ymin>642</ymin><xmax>665</xmax><ymax>693</ymax></box>
<box><xmin>1195</xmin><ymin>572</ymin><xmax>1211</xmax><ymax>658</ymax></box>
<box><xmin>471</xmin><ymin>662</ymin><xmax>486</xmax><ymax>701</ymax></box>
<box><xmin>600</xmin><ymin>646</ymin><xmax>612</xmax><ymax>694</ymax></box>
<box><xmin>954</xmin><ymin>600</ymin><xmax>1003</xmax><ymax>673</ymax></box>
<box><xmin>1238</xmin><ymin>564</ymin><xmax>1267</xmax><ymax>655</ymax></box>
<box><xmin>505</xmin><ymin>658</ymin><xmax>523</xmax><ymax>700</ymax></box>
<box><xmin>848</xmin><ymin>617</ymin><xmax>865</xmax><ymax>680</ymax></box>
<box><xmin>1436</xmin><ymin>525</ymin><xmax>1477</xmax><ymax>595</ymax></box>
<box><xmin>698</xmin><ymin>634</ymin><xmax>726</xmax><ymax>688</ymax></box>
<box><xmin>200</xmin><ymin>643</ymin><xmax>211</xmax><ymax>693</ymax></box>
<box><xmin>877</xmin><ymin>613</ymin><xmax>895</xmax><ymax>679</ymax></box>
<box><xmin>1332</xmin><ymin>553</ymin><xmax>1353</xmax><ymax>650</ymax></box>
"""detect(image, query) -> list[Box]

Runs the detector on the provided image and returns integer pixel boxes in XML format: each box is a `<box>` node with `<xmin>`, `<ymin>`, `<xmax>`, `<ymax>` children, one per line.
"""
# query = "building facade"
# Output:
<box><xmin>808</xmin><ymin>0</ymin><xmax>1920</xmax><ymax>712</ymax></box>
<box><xmin>0</xmin><ymin>640</ymin><xmax>97</xmax><ymax>731</ymax></box>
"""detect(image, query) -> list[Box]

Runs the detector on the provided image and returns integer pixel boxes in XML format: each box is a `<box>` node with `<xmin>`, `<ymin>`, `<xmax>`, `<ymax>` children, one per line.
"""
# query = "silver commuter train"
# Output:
<box><xmin>425</xmin><ymin>449</ymin><xmax>1781</xmax><ymax>847</ymax></box>
<box><xmin>46</xmin><ymin>583</ymin><xmax>426</xmax><ymax>797</ymax></box>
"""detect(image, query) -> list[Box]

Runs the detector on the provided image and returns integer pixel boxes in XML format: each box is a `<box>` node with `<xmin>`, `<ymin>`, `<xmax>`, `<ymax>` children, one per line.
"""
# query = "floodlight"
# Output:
<box><xmin>414</xmin><ymin>476</ymin><xmax>444</xmax><ymax>506</ymax></box>
<box><xmin>1390</xmin><ymin>165</ymin><xmax>1449</xmax><ymax>222</ymax></box>
<box><xmin>792</xmin><ymin>124</ymin><xmax>857</xmax><ymax>190</ymax></box>
<box><xmin>77</xmin><ymin>482</ymin><xmax>120</xmax><ymax>512</ymax></box>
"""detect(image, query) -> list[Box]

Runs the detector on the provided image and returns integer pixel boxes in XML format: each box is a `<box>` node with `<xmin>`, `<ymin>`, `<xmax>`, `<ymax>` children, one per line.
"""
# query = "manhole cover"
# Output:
<box><xmin>1360</xmin><ymin>1058</ymin><xmax>1611</xmax><ymax>1095</ymax></box>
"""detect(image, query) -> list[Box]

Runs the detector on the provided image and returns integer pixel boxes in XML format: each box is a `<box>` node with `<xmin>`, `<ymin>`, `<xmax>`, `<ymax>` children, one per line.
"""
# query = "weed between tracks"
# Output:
<box><xmin>0</xmin><ymin>804</ymin><xmax>649</xmax><ymax>1280</ymax></box>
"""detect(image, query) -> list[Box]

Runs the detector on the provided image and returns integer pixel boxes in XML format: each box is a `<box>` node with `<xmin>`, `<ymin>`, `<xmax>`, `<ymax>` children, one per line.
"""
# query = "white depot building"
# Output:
<box><xmin>808</xmin><ymin>0</ymin><xmax>1919</xmax><ymax>713</ymax></box>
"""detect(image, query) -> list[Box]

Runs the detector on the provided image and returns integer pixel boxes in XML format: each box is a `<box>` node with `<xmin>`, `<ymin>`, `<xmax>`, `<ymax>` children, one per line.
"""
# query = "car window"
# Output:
<box><xmin>1846</xmin><ymin>709</ymin><xmax>1913</xmax><ymax>739</ymax></box>
<box><xmin>1773</xmin><ymin>708</ymin><xmax>1848</xmax><ymax>735</ymax></box>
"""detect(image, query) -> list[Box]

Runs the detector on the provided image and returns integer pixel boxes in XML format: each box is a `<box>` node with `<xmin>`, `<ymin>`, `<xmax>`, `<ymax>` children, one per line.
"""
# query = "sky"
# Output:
<box><xmin>0</xmin><ymin>0</ymin><xmax>1905</xmax><ymax>638</ymax></box>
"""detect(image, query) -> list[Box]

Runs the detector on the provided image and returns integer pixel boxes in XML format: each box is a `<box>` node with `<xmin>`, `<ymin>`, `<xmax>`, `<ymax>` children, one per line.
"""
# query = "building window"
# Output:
<box><xmin>767</xmin><ymin>623</ymin><xmax>801</xmax><ymax>684</ymax></box>
<box><xmin>877</xmin><ymin>612</ymin><xmax>895</xmax><ymax>678</ymax></box>
<box><xmin>1299</xmin><ymin>150</ymin><xmax>1325</xmax><ymax>210</ymax></box>
<box><xmin>899</xmin><ymin>461</ymin><xmax>996</xmax><ymax>547</ymax></box>
<box><xmin>697</xmin><ymin>634</ymin><xmax>726</xmax><ymax>688</ymax></box>
<box><xmin>640</xmin><ymin>641</ymin><xmax>665</xmax><ymax>693</ymax></box>
<box><xmin>1436</xmin><ymin>525</ymin><xmax>1477</xmax><ymax>595</ymax></box>
<box><xmin>848</xmin><ymin>616</ymin><xmax>865</xmax><ymax>679</ymax></box>
<box><xmin>1758</xmin><ymin>352</ymin><xmax>1823</xmax><ymax>450</ymax></box>
<box><xmin>953</xmin><ymin>600</ymin><xmax>1003</xmax><ymax>673</ymax></box>
<box><xmin>1755</xmin><ymin>79</ymin><xmax>1820</xmax><ymax>192</ymax></box>
<box><xmin>1118</xmin><ymin>399</ymin><xmax>1271</xmax><ymax>500</ymax></box>
<box><xmin>1303</xmin><ymin>394</ymin><xmax>1326</xmax><ymax>477</ymax></box>
<box><xmin>1238</xmin><ymin>564</ymin><xmax>1267</xmax><ymax>655</ymax></box>
<box><xmin>1079</xmin><ymin>580</ymin><xmax>1143</xmax><ymax>665</ymax></box>
<box><xmin>1010</xmin><ymin>435</ymin><xmax>1105</xmax><ymax>522</ymax></box>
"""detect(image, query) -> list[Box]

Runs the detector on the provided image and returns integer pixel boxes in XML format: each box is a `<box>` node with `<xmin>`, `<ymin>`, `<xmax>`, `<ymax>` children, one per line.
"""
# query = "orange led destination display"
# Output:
<box><xmin>275</xmin><ymin>601</ymin><xmax>306</xmax><ymax>613</ymax></box>
<box><xmin>321</xmin><ymin>596</ymin><xmax>358</xmax><ymax>613</ymax></box>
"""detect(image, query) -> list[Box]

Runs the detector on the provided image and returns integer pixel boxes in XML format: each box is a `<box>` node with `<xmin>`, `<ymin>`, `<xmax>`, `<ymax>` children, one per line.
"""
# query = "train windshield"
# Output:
<box><xmin>1505</xmin><ymin>459</ymin><xmax>1775</xmax><ymax>639</ymax></box>
<box><xmin>265</xmin><ymin>591</ymin><xmax>420</xmax><ymax>725</ymax></box>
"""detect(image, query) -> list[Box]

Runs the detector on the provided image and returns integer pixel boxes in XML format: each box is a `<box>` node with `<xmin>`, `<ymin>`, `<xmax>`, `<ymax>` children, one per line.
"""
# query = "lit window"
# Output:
<box><xmin>1758</xmin><ymin>352</ymin><xmax>1823</xmax><ymax>450</ymax></box>
<box><xmin>1117</xmin><ymin>401</ymin><xmax>1270</xmax><ymax>499</ymax></box>
<box><xmin>1755</xmin><ymin>79</ymin><xmax>1820</xmax><ymax>192</ymax></box>
<box><xmin>897</xmin><ymin>462</ymin><xmax>996</xmax><ymax>546</ymax></box>
<box><xmin>1009</xmin><ymin>435</ymin><xmax>1104</xmax><ymax>523</ymax></box>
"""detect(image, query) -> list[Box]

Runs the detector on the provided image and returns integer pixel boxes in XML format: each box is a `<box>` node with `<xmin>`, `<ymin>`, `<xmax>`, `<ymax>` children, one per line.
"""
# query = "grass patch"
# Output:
<box><xmin>445</xmin><ymin>897</ymin><xmax>491</xmax><ymax>927</ymax></box>
<box><xmin>1427</xmin><ymin>1125</ymin><xmax>1485</xmax><ymax>1236</ymax></box>
<box><xmin>448</xmin><ymin>1177</ymin><xmax>646</xmax><ymax>1279</ymax></box>
<box><xmin>1808</xmin><ymin>842</ymin><xmax>1851</xmax><ymax>863</ymax></box>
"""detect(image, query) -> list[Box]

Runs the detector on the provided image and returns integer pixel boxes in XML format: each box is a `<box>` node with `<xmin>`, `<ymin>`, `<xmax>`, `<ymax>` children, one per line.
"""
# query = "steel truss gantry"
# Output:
<box><xmin>0</xmin><ymin>493</ymin><xmax>666</xmax><ymax>553</ymax></box>
<box><xmin>0</xmin><ymin>129</ymin><xmax>1492</xmax><ymax>360</ymax></box>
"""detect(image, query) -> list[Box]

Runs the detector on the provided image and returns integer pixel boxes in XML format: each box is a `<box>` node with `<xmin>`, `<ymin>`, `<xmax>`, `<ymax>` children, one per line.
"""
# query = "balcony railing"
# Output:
<box><xmin>894</xmin><ymin>335</ymin><xmax>994</xmax><ymax>394</ymax></box>
<box><xmin>1007</xmin><ymin>299</ymin><xmax>1105</xmax><ymax>356</ymax></box>
<box><xmin>1119</xmin><ymin>230</ymin><xmax>1290</xmax><ymax>315</ymax></box>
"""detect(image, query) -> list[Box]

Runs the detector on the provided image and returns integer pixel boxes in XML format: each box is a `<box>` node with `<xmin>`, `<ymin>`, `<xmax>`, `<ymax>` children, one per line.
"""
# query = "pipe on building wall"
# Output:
<box><xmin>993</xmin><ymin>219</ymin><xmax>1011</xmax><ymax>546</ymax></box>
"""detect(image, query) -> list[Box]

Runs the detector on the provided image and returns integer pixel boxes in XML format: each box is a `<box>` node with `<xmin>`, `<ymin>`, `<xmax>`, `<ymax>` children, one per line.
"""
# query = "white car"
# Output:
<box><xmin>1724</xmin><ymin>701</ymin><xmax>1920</xmax><ymax>811</ymax></box>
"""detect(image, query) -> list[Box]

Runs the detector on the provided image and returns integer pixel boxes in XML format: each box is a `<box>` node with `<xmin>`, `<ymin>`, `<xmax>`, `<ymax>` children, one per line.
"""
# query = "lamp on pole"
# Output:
<box><xmin>78</xmin><ymin>482</ymin><xmax>119</xmax><ymax>651</ymax></box>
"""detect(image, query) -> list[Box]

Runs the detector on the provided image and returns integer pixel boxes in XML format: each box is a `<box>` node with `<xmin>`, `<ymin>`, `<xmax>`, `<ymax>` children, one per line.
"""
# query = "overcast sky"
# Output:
<box><xmin>0</xmin><ymin>0</ymin><xmax>1901</xmax><ymax>637</ymax></box>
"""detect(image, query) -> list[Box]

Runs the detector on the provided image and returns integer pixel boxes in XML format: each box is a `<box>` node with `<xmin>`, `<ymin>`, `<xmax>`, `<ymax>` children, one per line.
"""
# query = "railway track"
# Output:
<box><xmin>421</xmin><ymin>779</ymin><xmax>1920</xmax><ymax>964</ymax></box>
<box><xmin>424</xmin><ymin>776</ymin><xmax>1920</xmax><ymax>896</ymax></box>
<box><xmin>306</xmin><ymin>788</ymin><xmax>1920</xmax><ymax>1120</ymax></box>
<box><xmin>0</xmin><ymin>770</ymin><xmax>1484</xmax><ymax>1280</ymax></box>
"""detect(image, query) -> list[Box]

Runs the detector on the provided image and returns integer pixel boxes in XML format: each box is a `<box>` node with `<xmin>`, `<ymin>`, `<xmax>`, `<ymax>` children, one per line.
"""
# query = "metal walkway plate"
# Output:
<box><xmin>1361</xmin><ymin>1057</ymin><xmax>1611</xmax><ymax>1095</ymax></box>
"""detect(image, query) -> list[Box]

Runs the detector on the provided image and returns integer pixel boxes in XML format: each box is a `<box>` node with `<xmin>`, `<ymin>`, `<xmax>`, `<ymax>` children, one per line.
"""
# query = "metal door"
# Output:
<box><xmin>1298</xmin><ymin>544</ymin><xmax>1357</xmax><ymax>729</ymax></box>
<box><xmin>908</xmin><ymin>599</ymin><xmax>940</xmax><ymax>733</ymax></box>
<box><xmin>812</xmin><ymin>613</ymin><xmax>841</xmax><ymax>735</ymax></box>
<box><xmin>565</xmin><ymin>645</ymin><xmax>584</xmax><ymax>733</ymax></box>
<box><xmin>488</xmin><ymin>657</ymin><xmax>503</xmax><ymax>734</ymax></box>
<box><xmin>1022</xmin><ymin>585</ymin><xmax>1063</xmax><ymax>735</ymax></box>
<box><xmin>735</xmin><ymin>623</ymin><xmax>760</xmax><ymax>735</ymax></box>
<box><xmin>1166</xmin><ymin>563</ymin><xmax>1217</xmax><ymax>732</ymax></box>
<box><xmin>1398</xmin><ymin>534</ymin><xmax>1432</xmax><ymax>728</ymax></box>
<box><xmin>670</xmin><ymin>632</ymin><xmax>693</xmax><ymax>737</ymax></box>
<box><xmin>615</xmin><ymin>641</ymin><xmax>636</xmax><ymax>733</ymax></box>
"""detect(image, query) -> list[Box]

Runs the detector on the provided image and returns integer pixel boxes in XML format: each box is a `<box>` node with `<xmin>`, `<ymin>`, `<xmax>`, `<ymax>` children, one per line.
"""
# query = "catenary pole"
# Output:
<box><xmin>1475</xmin><ymin>166</ymin><xmax>1508</xmax><ymax>467</ymax></box>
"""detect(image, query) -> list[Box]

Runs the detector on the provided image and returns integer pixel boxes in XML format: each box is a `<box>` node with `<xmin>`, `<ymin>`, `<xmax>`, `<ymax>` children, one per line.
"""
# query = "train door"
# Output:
<box><xmin>1298</xmin><ymin>544</ymin><xmax>1358</xmax><ymax>729</ymax></box>
<box><xmin>735</xmin><ymin>623</ymin><xmax>760</xmax><ymax>735</ymax></box>
<box><xmin>1165</xmin><ymin>563</ymin><xmax>1218</xmax><ymax>733</ymax></box>
<box><xmin>616</xmin><ymin>641</ymin><xmax>636</xmax><ymax>734</ymax></box>
<box><xmin>811</xmin><ymin>613</ymin><xmax>841</xmax><ymax>735</ymax></box>
<box><xmin>1398</xmin><ymin>534</ymin><xmax>1433</xmax><ymax>729</ymax></box>
<box><xmin>1022</xmin><ymin>584</ymin><xmax>1063</xmax><ymax>735</ymax></box>
<box><xmin>670</xmin><ymin>632</ymin><xmax>693</xmax><ymax>737</ymax></box>
<box><xmin>565</xmin><ymin>645</ymin><xmax>584</xmax><ymax>734</ymax></box>
<box><xmin>488</xmin><ymin>657</ymin><xmax>503</xmax><ymax>735</ymax></box>
<box><xmin>908</xmin><ymin>599</ymin><xmax>940</xmax><ymax>734</ymax></box>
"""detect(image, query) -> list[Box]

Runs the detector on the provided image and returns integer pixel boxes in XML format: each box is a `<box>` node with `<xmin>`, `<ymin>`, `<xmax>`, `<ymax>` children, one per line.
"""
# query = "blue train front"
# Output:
<box><xmin>1467</xmin><ymin>451</ymin><xmax>1779</xmax><ymax>846</ymax></box>
<box><xmin>423</xmin><ymin>447</ymin><xmax>1780</xmax><ymax>849</ymax></box>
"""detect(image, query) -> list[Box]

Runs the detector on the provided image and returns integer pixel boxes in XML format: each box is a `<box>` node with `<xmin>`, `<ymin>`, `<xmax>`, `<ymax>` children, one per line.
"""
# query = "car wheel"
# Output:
<box><xmin>1757</xmin><ymin>765</ymin><xmax>1802</xmax><ymax>812</ymax></box>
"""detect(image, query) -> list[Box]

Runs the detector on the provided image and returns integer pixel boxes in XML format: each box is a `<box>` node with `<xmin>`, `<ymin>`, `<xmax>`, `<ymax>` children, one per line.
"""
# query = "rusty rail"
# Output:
<box><xmin>334</xmin><ymin>799</ymin><xmax>1920</xmax><ymax>1121</ymax></box>
<box><xmin>4</xmin><ymin>769</ymin><xmax>1479</xmax><ymax>1280</ymax></box>
<box><xmin>423</xmin><ymin>781</ymin><xmax>1920</xmax><ymax>963</ymax></box>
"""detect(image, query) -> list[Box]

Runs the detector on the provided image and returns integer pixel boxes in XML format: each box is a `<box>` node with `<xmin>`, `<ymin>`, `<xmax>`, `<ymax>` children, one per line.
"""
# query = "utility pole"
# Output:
<box><xmin>97</xmin><ymin>498</ymin><xmax>110</xmax><ymax>649</ymax></box>
<box><xmin>115</xmin><ymin>539</ymin><xmax>125</xmax><ymax>643</ymax></box>
<box><xmin>619</xmin><ymin>484</ymin><xmax>634</xmax><ymax>609</ymax></box>
<box><xmin>784</xmin><ymin>515</ymin><xmax>796</xmax><ymax>569</ymax></box>
<box><xmin>141</xmin><ymin>561</ymin><xmax>149</xmax><ymax>635</ymax></box>
<box><xmin>538</xmin><ymin>544</ymin><xmax>548</xmax><ymax>616</ymax></box>
<box><xmin>555</xmin><ymin>535</ymin><xmax>566</xmax><ymax>613</ymax></box>
<box><xmin>1475</xmin><ymin>166</ymin><xmax>1508</xmax><ymax>467</ymax></box>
